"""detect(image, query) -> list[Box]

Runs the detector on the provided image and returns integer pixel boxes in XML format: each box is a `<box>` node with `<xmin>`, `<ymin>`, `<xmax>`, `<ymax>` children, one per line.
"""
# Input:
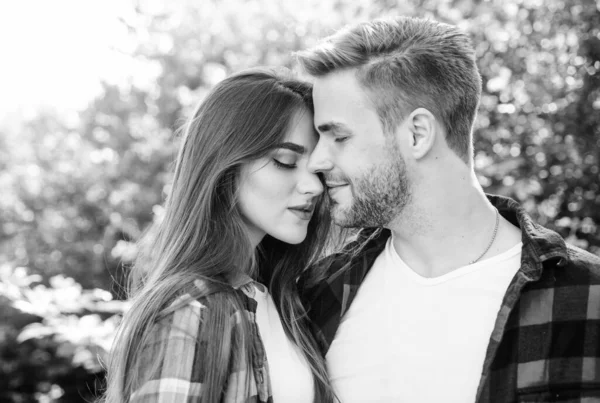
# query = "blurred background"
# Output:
<box><xmin>0</xmin><ymin>0</ymin><xmax>599</xmax><ymax>401</ymax></box>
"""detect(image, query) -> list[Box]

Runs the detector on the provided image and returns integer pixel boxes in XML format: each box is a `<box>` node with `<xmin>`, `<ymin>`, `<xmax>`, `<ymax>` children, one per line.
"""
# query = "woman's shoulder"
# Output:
<box><xmin>157</xmin><ymin>278</ymin><xmax>254</xmax><ymax>326</ymax></box>
<box><xmin>146</xmin><ymin>292</ymin><xmax>208</xmax><ymax>346</ymax></box>
<box><xmin>139</xmin><ymin>280</ymin><xmax>245</xmax><ymax>358</ymax></box>
<box><xmin>130</xmin><ymin>281</ymin><xmax>252</xmax><ymax>403</ymax></box>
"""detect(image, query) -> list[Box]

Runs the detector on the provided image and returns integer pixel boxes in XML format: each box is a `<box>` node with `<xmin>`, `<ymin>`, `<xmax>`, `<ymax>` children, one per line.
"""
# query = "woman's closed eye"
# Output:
<box><xmin>273</xmin><ymin>158</ymin><xmax>297</xmax><ymax>169</ymax></box>
<box><xmin>272</xmin><ymin>149</ymin><xmax>300</xmax><ymax>169</ymax></box>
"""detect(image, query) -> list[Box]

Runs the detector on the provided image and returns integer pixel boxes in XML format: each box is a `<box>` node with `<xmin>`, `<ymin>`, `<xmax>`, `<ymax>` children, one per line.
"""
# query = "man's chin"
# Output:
<box><xmin>331</xmin><ymin>205</ymin><xmax>356</xmax><ymax>228</ymax></box>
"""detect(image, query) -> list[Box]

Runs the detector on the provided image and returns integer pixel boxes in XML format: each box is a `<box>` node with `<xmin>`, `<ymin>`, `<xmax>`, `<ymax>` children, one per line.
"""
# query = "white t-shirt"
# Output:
<box><xmin>326</xmin><ymin>237</ymin><xmax>522</xmax><ymax>403</ymax></box>
<box><xmin>253</xmin><ymin>283</ymin><xmax>314</xmax><ymax>403</ymax></box>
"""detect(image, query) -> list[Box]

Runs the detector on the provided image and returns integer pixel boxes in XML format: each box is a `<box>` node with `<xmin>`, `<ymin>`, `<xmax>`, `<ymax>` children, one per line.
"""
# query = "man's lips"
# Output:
<box><xmin>325</xmin><ymin>182</ymin><xmax>348</xmax><ymax>189</ymax></box>
<box><xmin>326</xmin><ymin>183</ymin><xmax>348</xmax><ymax>195</ymax></box>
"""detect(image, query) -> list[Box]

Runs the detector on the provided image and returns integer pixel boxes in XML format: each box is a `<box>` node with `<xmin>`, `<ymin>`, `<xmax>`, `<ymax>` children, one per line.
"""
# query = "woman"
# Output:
<box><xmin>102</xmin><ymin>68</ymin><xmax>337</xmax><ymax>402</ymax></box>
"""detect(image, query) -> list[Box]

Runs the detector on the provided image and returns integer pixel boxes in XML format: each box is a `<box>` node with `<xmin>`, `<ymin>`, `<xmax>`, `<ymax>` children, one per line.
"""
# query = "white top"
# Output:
<box><xmin>326</xmin><ymin>237</ymin><xmax>522</xmax><ymax>403</ymax></box>
<box><xmin>253</xmin><ymin>283</ymin><xmax>314</xmax><ymax>403</ymax></box>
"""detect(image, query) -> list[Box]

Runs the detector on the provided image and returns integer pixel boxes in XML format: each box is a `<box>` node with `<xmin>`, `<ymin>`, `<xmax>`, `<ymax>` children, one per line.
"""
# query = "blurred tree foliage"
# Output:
<box><xmin>0</xmin><ymin>265</ymin><xmax>125</xmax><ymax>402</ymax></box>
<box><xmin>0</xmin><ymin>0</ymin><xmax>598</xmax><ymax>401</ymax></box>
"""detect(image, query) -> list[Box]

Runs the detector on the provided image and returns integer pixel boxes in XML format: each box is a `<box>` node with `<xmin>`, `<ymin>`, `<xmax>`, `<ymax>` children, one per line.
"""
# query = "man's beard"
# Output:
<box><xmin>332</xmin><ymin>148</ymin><xmax>411</xmax><ymax>228</ymax></box>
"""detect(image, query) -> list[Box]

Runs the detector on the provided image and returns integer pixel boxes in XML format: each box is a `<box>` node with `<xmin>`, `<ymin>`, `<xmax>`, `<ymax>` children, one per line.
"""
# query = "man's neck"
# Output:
<box><xmin>387</xmin><ymin>173</ymin><xmax>521</xmax><ymax>278</ymax></box>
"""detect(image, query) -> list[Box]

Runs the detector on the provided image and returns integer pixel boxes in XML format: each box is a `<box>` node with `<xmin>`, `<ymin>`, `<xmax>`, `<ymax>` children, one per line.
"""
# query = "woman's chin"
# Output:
<box><xmin>271</xmin><ymin>230</ymin><xmax>307</xmax><ymax>245</ymax></box>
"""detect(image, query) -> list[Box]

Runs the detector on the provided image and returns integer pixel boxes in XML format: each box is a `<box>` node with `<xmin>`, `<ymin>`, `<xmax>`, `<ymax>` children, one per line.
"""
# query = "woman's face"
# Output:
<box><xmin>238</xmin><ymin>109</ymin><xmax>324</xmax><ymax>246</ymax></box>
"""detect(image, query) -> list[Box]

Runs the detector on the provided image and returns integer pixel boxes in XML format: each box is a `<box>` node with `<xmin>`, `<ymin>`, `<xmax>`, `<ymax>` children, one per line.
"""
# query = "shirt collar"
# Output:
<box><xmin>353</xmin><ymin>194</ymin><xmax>569</xmax><ymax>281</ymax></box>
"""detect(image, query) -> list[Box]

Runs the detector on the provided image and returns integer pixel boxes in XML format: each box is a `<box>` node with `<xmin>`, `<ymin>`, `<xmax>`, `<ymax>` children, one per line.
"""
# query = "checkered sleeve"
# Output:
<box><xmin>130</xmin><ymin>297</ymin><xmax>207</xmax><ymax>403</ymax></box>
<box><xmin>477</xmin><ymin>244</ymin><xmax>600</xmax><ymax>402</ymax></box>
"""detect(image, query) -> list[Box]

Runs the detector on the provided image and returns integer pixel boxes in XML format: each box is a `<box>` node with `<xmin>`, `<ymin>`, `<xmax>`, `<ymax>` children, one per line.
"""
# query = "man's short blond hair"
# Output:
<box><xmin>296</xmin><ymin>17</ymin><xmax>482</xmax><ymax>163</ymax></box>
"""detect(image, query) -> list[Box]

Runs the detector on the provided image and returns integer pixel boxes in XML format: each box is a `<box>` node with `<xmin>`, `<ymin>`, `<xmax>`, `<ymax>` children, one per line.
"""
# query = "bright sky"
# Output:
<box><xmin>0</xmin><ymin>0</ymin><xmax>137</xmax><ymax>116</ymax></box>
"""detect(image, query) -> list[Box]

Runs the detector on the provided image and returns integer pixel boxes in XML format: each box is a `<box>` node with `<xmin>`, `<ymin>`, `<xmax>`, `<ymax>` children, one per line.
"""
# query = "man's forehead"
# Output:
<box><xmin>313</xmin><ymin>72</ymin><xmax>374</xmax><ymax>123</ymax></box>
<box><xmin>313</xmin><ymin>69</ymin><xmax>359</xmax><ymax>93</ymax></box>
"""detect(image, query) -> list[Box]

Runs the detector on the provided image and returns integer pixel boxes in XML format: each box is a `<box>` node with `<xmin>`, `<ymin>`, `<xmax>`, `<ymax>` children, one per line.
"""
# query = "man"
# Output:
<box><xmin>296</xmin><ymin>17</ymin><xmax>600</xmax><ymax>402</ymax></box>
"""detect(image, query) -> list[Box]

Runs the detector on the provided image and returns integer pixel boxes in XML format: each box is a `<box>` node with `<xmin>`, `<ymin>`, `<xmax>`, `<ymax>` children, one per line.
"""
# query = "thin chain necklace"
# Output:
<box><xmin>469</xmin><ymin>208</ymin><xmax>500</xmax><ymax>265</ymax></box>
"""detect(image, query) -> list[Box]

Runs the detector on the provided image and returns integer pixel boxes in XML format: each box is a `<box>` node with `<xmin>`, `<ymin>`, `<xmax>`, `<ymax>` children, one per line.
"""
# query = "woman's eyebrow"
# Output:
<box><xmin>274</xmin><ymin>142</ymin><xmax>306</xmax><ymax>154</ymax></box>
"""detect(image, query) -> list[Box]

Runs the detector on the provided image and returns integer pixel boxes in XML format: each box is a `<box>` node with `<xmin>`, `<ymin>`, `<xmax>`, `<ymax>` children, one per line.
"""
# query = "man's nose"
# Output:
<box><xmin>297</xmin><ymin>169</ymin><xmax>324</xmax><ymax>196</ymax></box>
<box><xmin>308</xmin><ymin>140</ymin><xmax>333</xmax><ymax>174</ymax></box>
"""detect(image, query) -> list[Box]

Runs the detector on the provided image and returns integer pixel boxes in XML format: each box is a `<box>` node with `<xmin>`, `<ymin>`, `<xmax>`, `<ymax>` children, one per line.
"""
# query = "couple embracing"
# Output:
<box><xmin>101</xmin><ymin>16</ymin><xmax>600</xmax><ymax>403</ymax></box>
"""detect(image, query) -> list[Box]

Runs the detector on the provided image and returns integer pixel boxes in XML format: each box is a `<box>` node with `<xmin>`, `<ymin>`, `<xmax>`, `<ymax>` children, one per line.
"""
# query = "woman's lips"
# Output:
<box><xmin>288</xmin><ymin>207</ymin><xmax>313</xmax><ymax>220</ymax></box>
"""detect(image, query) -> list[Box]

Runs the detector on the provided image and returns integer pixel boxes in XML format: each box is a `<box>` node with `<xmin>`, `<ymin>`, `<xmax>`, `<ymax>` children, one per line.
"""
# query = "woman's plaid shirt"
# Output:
<box><xmin>303</xmin><ymin>195</ymin><xmax>600</xmax><ymax>402</ymax></box>
<box><xmin>129</xmin><ymin>278</ymin><xmax>273</xmax><ymax>403</ymax></box>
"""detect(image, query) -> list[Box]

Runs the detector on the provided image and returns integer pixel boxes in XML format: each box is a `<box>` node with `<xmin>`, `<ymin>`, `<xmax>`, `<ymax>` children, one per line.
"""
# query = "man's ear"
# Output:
<box><xmin>406</xmin><ymin>108</ymin><xmax>437</xmax><ymax>160</ymax></box>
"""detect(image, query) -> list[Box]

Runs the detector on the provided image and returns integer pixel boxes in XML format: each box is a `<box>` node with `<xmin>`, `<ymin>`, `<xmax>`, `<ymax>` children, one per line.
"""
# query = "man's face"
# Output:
<box><xmin>309</xmin><ymin>70</ymin><xmax>411</xmax><ymax>228</ymax></box>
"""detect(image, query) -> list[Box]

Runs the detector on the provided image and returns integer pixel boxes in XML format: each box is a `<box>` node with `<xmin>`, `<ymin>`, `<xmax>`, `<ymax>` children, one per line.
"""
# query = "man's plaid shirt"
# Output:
<box><xmin>303</xmin><ymin>195</ymin><xmax>600</xmax><ymax>402</ymax></box>
<box><xmin>129</xmin><ymin>278</ymin><xmax>273</xmax><ymax>403</ymax></box>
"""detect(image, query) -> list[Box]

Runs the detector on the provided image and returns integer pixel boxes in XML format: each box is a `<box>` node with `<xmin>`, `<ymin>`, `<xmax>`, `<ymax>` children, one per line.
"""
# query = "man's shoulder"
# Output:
<box><xmin>526</xmin><ymin>242</ymin><xmax>600</xmax><ymax>293</ymax></box>
<box><xmin>561</xmin><ymin>243</ymin><xmax>600</xmax><ymax>284</ymax></box>
<box><xmin>488</xmin><ymin>193</ymin><xmax>600</xmax><ymax>285</ymax></box>
<box><xmin>520</xmin><ymin>243</ymin><xmax>600</xmax><ymax>327</ymax></box>
<box><xmin>544</xmin><ymin>243</ymin><xmax>600</xmax><ymax>284</ymax></box>
<box><xmin>567</xmin><ymin>243</ymin><xmax>600</xmax><ymax>269</ymax></box>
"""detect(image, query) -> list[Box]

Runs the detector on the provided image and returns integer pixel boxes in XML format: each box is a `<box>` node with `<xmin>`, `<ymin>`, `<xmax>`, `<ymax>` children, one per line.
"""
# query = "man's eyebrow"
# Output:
<box><xmin>316</xmin><ymin>122</ymin><xmax>352</xmax><ymax>134</ymax></box>
<box><xmin>274</xmin><ymin>142</ymin><xmax>306</xmax><ymax>154</ymax></box>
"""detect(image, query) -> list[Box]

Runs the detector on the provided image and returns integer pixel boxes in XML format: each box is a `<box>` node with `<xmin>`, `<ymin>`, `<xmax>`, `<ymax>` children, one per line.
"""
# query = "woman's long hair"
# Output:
<box><xmin>101</xmin><ymin>68</ymin><xmax>337</xmax><ymax>402</ymax></box>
